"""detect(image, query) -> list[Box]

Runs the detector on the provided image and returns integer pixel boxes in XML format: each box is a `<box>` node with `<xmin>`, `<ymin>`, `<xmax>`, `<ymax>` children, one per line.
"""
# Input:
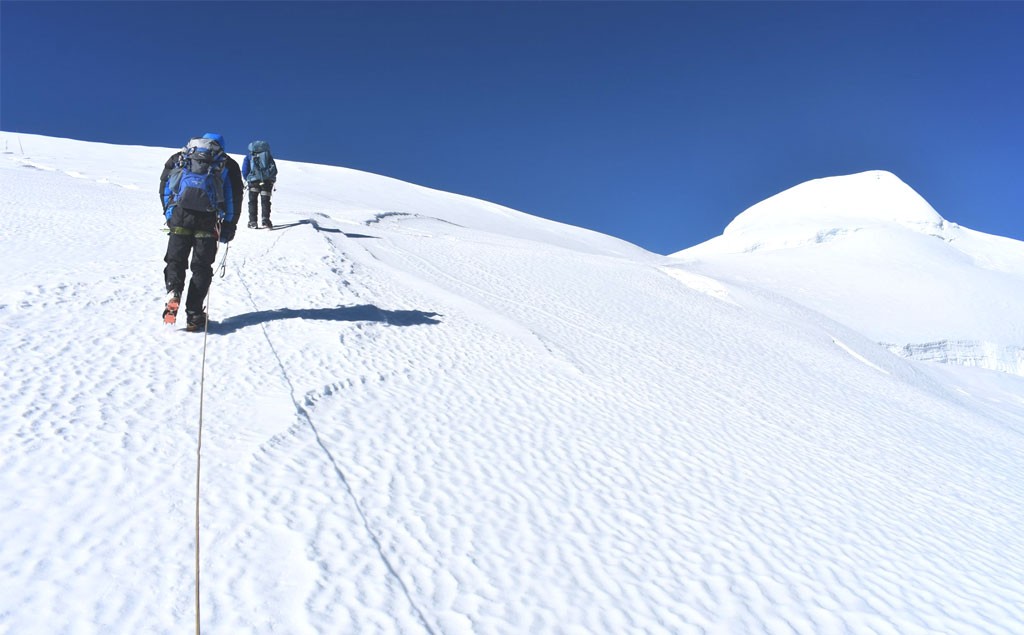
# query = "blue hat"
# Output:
<box><xmin>202</xmin><ymin>132</ymin><xmax>226</xmax><ymax>151</ymax></box>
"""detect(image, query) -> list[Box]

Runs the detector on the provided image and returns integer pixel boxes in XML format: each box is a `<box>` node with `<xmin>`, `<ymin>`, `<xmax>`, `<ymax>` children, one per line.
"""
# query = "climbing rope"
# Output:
<box><xmin>216</xmin><ymin>242</ymin><xmax>230</xmax><ymax>279</ymax></box>
<box><xmin>194</xmin><ymin>238</ymin><xmax>228</xmax><ymax>634</ymax></box>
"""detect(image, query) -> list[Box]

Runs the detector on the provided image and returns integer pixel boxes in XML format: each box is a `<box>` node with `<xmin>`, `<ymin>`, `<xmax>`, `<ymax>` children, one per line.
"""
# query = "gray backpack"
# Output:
<box><xmin>246</xmin><ymin>140</ymin><xmax>278</xmax><ymax>183</ymax></box>
<box><xmin>167</xmin><ymin>137</ymin><xmax>226</xmax><ymax>214</ymax></box>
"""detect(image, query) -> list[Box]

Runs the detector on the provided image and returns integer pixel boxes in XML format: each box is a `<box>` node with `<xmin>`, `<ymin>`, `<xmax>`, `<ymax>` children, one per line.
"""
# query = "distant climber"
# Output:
<box><xmin>242</xmin><ymin>140</ymin><xmax>279</xmax><ymax>229</ymax></box>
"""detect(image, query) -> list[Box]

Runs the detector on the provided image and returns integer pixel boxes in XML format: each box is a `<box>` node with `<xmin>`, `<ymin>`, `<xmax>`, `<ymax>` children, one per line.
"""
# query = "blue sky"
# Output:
<box><xmin>2</xmin><ymin>1</ymin><xmax>1021</xmax><ymax>254</ymax></box>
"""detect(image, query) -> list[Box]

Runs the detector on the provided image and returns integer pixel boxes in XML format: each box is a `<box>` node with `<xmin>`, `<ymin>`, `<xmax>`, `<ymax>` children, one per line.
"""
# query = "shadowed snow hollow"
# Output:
<box><xmin>672</xmin><ymin>170</ymin><xmax>1024</xmax><ymax>376</ymax></box>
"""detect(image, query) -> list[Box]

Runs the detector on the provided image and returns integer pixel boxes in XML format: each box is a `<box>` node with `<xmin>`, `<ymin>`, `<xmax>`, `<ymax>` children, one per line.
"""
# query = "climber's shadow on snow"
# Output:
<box><xmin>211</xmin><ymin>305</ymin><xmax>441</xmax><ymax>335</ymax></box>
<box><xmin>271</xmin><ymin>217</ymin><xmax>379</xmax><ymax>239</ymax></box>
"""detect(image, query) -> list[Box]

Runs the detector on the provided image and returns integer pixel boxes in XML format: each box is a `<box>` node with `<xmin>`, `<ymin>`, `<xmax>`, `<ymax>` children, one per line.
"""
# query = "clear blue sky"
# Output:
<box><xmin>2</xmin><ymin>1</ymin><xmax>1021</xmax><ymax>254</ymax></box>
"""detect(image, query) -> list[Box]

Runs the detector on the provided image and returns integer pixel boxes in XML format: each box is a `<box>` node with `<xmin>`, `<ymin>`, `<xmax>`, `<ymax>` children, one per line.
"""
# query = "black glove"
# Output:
<box><xmin>219</xmin><ymin>224</ymin><xmax>236</xmax><ymax>243</ymax></box>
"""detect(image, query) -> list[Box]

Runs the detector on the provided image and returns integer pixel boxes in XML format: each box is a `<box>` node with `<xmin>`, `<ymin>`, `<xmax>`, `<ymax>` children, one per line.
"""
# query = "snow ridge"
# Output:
<box><xmin>887</xmin><ymin>340</ymin><xmax>1024</xmax><ymax>376</ymax></box>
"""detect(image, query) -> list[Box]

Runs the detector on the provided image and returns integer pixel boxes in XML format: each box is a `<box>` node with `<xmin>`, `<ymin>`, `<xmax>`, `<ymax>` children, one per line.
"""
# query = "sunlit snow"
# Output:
<box><xmin>2</xmin><ymin>133</ymin><xmax>1022</xmax><ymax>634</ymax></box>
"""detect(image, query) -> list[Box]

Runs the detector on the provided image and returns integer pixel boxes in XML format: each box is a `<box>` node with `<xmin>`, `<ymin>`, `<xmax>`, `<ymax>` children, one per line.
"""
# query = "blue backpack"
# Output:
<box><xmin>167</xmin><ymin>137</ymin><xmax>226</xmax><ymax>214</ymax></box>
<box><xmin>246</xmin><ymin>140</ymin><xmax>278</xmax><ymax>183</ymax></box>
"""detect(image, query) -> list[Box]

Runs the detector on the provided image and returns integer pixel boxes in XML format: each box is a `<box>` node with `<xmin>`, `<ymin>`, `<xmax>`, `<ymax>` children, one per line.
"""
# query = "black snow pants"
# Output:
<box><xmin>163</xmin><ymin>230</ymin><xmax>218</xmax><ymax>315</ymax></box>
<box><xmin>247</xmin><ymin>180</ymin><xmax>274</xmax><ymax>224</ymax></box>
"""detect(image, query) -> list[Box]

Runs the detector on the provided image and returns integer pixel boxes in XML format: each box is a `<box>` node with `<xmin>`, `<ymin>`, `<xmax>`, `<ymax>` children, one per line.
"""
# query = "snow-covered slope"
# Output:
<box><xmin>672</xmin><ymin>171</ymin><xmax>1024</xmax><ymax>376</ymax></box>
<box><xmin>2</xmin><ymin>134</ymin><xmax>1022</xmax><ymax>634</ymax></box>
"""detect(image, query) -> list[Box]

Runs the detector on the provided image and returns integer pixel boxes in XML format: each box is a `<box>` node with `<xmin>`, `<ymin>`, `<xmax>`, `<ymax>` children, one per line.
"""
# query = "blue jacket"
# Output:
<box><xmin>241</xmin><ymin>154</ymin><xmax>258</xmax><ymax>181</ymax></box>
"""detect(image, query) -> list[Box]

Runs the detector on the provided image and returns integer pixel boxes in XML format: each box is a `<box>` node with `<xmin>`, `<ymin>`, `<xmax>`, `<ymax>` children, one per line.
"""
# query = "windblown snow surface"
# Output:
<box><xmin>1</xmin><ymin>133</ymin><xmax>1022</xmax><ymax>634</ymax></box>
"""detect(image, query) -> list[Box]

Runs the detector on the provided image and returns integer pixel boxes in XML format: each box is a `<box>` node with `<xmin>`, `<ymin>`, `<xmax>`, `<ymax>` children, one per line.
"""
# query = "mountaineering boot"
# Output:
<box><xmin>247</xmin><ymin>220</ymin><xmax>258</xmax><ymax>229</ymax></box>
<box><xmin>163</xmin><ymin>291</ymin><xmax>181</xmax><ymax>324</ymax></box>
<box><xmin>262</xmin><ymin>218</ymin><xmax>273</xmax><ymax>230</ymax></box>
<box><xmin>185</xmin><ymin>311</ymin><xmax>207</xmax><ymax>332</ymax></box>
